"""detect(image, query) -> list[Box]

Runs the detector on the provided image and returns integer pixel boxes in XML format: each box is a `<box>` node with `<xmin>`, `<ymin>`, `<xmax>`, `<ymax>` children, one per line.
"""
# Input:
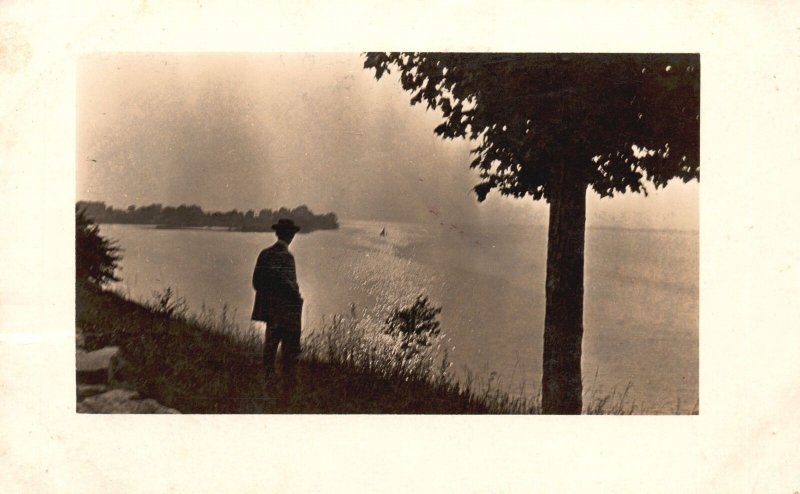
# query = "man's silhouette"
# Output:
<box><xmin>251</xmin><ymin>218</ymin><xmax>303</xmax><ymax>384</ymax></box>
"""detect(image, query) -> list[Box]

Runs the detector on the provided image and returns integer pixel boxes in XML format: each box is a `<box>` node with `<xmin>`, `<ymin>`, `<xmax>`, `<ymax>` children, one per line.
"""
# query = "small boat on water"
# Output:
<box><xmin>379</xmin><ymin>227</ymin><xmax>386</xmax><ymax>237</ymax></box>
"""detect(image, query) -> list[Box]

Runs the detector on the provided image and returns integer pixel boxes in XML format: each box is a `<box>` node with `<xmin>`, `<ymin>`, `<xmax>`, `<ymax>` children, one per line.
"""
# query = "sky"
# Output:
<box><xmin>77</xmin><ymin>52</ymin><xmax>699</xmax><ymax>230</ymax></box>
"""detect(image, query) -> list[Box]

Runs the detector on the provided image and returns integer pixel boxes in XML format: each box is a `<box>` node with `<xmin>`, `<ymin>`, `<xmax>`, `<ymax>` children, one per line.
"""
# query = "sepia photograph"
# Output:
<box><xmin>76</xmin><ymin>52</ymin><xmax>699</xmax><ymax>415</ymax></box>
<box><xmin>3</xmin><ymin>1</ymin><xmax>800</xmax><ymax>492</ymax></box>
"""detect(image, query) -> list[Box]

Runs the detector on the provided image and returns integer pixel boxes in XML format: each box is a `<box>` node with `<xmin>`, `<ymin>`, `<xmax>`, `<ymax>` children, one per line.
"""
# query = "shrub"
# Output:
<box><xmin>76</xmin><ymin>207</ymin><xmax>122</xmax><ymax>286</ymax></box>
<box><xmin>383</xmin><ymin>295</ymin><xmax>442</xmax><ymax>357</ymax></box>
<box><xmin>303</xmin><ymin>301</ymin><xmax>451</xmax><ymax>388</ymax></box>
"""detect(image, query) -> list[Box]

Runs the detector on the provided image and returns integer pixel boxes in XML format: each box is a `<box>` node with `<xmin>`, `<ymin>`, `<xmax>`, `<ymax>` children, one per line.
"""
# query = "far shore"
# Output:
<box><xmin>98</xmin><ymin>223</ymin><xmax>338</xmax><ymax>234</ymax></box>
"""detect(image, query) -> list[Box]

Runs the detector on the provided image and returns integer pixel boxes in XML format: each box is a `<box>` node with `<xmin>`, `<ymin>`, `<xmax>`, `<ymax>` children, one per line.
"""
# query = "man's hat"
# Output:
<box><xmin>272</xmin><ymin>218</ymin><xmax>301</xmax><ymax>233</ymax></box>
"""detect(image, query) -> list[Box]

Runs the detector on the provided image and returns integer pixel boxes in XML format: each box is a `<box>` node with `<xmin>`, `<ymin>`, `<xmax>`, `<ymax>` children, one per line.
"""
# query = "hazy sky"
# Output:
<box><xmin>77</xmin><ymin>53</ymin><xmax>698</xmax><ymax>230</ymax></box>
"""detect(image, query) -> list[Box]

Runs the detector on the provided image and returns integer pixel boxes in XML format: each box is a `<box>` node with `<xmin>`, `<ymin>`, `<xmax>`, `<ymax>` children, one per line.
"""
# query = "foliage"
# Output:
<box><xmin>383</xmin><ymin>295</ymin><xmax>442</xmax><ymax>355</ymax></box>
<box><xmin>304</xmin><ymin>307</ymin><xmax>450</xmax><ymax>388</ymax></box>
<box><xmin>363</xmin><ymin>53</ymin><xmax>700</xmax><ymax>201</ymax></box>
<box><xmin>76</xmin><ymin>207</ymin><xmax>122</xmax><ymax>286</ymax></box>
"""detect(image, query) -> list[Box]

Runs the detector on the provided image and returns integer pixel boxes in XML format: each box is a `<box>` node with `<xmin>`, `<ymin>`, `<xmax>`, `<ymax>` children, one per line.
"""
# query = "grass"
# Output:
<box><xmin>76</xmin><ymin>281</ymin><xmax>665</xmax><ymax>414</ymax></box>
<box><xmin>77</xmin><ymin>281</ymin><xmax>519</xmax><ymax>413</ymax></box>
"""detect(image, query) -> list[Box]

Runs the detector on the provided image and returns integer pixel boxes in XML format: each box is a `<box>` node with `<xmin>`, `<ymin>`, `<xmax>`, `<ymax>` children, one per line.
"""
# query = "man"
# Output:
<box><xmin>251</xmin><ymin>218</ymin><xmax>303</xmax><ymax>383</ymax></box>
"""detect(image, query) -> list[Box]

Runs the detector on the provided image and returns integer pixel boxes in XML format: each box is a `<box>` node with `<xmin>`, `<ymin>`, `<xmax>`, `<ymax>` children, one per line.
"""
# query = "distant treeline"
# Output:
<box><xmin>76</xmin><ymin>201</ymin><xmax>339</xmax><ymax>233</ymax></box>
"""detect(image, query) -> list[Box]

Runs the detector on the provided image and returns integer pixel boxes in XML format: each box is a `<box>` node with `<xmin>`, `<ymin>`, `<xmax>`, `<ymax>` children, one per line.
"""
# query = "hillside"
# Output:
<box><xmin>76</xmin><ymin>280</ymin><xmax>541</xmax><ymax>414</ymax></box>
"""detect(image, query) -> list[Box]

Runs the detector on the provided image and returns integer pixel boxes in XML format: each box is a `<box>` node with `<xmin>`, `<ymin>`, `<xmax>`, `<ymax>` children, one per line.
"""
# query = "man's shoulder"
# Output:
<box><xmin>261</xmin><ymin>242</ymin><xmax>292</xmax><ymax>258</ymax></box>
<box><xmin>262</xmin><ymin>241</ymin><xmax>284</xmax><ymax>252</ymax></box>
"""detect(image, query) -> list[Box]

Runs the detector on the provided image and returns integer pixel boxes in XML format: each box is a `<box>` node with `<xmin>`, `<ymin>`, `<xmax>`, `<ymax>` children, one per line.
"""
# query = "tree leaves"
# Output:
<box><xmin>473</xmin><ymin>182</ymin><xmax>493</xmax><ymax>202</ymax></box>
<box><xmin>364</xmin><ymin>53</ymin><xmax>700</xmax><ymax>202</ymax></box>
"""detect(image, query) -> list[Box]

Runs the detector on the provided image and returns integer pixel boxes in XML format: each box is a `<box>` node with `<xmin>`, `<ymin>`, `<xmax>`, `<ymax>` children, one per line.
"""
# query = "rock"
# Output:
<box><xmin>77</xmin><ymin>389</ymin><xmax>138</xmax><ymax>412</ymax></box>
<box><xmin>77</xmin><ymin>384</ymin><xmax>108</xmax><ymax>401</ymax></box>
<box><xmin>133</xmin><ymin>399</ymin><xmax>181</xmax><ymax>414</ymax></box>
<box><xmin>76</xmin><ymin>346</ymin><xmax>120</xmax><ymax>385</ymax></box>
<box><xmin>77</xmin><ymin>389</ymin><xmax>180</xmax><ymax>414</ymax></box>
<box><xmin>74</xmin><ymin>341</ymin><xmax>180</xmax><ymax>413</ymax></box>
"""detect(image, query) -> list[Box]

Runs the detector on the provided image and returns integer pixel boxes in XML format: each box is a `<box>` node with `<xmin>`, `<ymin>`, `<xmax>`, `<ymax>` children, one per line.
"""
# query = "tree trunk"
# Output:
<box><xmin>541</xmin><ymin>162</ymin><xmax>587</xmax><ymax>415</ymax></box>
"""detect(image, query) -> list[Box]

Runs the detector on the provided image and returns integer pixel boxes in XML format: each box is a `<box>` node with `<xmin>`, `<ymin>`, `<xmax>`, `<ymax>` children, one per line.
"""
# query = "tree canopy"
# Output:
<box><xmin>364</xmin><ymin>53</ymin><xmax>699</xmax><ymax>201</ymax></box>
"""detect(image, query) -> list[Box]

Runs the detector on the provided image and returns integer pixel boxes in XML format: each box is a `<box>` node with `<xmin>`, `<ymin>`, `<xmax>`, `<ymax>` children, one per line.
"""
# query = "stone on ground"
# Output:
<box><xmin>77</xmin><ymin>389</ymin><xmax>180</xmax><ymax>414</ymax></box>
<box><xmin>77</xmin><ymin>384</ymin><xmax>109</xmax><ymax>401</ymax></box>
<box><xmin>76</xmin><ymin>346</ymin><xmax>120</xmax><ymax>384</ymax></box>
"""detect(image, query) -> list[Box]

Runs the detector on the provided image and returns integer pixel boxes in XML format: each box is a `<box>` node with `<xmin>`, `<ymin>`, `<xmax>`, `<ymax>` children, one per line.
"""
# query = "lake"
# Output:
<box><xmin>100</xmin><ymin>220</ymin><xmax>698</xmax><ymax>413</ymax></box>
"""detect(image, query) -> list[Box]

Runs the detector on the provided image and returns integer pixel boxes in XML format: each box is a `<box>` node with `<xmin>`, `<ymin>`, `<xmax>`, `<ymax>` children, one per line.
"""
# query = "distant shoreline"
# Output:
<box><xmin>98</xmin><ymin>223</ymin><xmax>337</xmax><ymax>234</ymax></box>
<box><xmin>77</xmin><ymin>200</ymin><xmax>339</xmax><ymax>233</ymax></box>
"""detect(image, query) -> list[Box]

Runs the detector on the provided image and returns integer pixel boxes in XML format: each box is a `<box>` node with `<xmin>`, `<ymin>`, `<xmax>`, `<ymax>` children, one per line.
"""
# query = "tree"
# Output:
<box><xmin>364</xmin><ymin>53</ymin><xmax>699</xmax><ymax>414</ymax></box>
<box><xmin>76</xmin><ymin>208</ymin><xmax>122</xmax><ymax>287</ymax></box>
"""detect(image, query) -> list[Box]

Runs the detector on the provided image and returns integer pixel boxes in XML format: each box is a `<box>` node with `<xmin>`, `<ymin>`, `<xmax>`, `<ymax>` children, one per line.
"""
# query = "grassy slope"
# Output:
<box><xmin>77</xmin><ymin>281</ymin><xmax>535</xmax><ymax>414</ymax></box>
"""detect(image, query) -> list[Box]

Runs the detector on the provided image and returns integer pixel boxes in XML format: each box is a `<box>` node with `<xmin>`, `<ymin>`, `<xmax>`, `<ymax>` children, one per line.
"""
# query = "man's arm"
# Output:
<box><xmin>254</xmin><ymin>250</ymin><xmax>300</xmax><ymax>300</ymax></box>
<box><xmin>252</xmin><ymin>250</ymin><xmax>271</xmax><ymax>291</ymax></box>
